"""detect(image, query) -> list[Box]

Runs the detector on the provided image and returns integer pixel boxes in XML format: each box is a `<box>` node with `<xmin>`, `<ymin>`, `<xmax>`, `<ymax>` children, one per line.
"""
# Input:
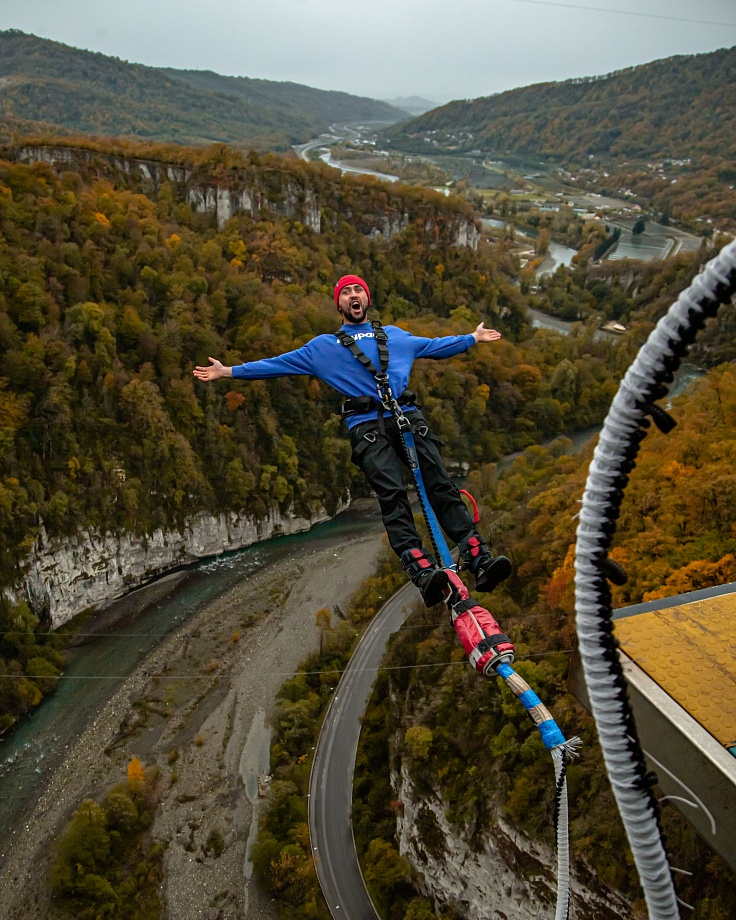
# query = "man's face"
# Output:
<box><xmin>337</xmin><ymin>283</ymin><xmax>369</xmax><ymax>324</ymax></box>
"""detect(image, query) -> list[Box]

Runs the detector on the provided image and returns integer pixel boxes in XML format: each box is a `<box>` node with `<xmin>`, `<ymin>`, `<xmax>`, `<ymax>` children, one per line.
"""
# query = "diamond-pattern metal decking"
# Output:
<box><xmin>614</xmin><ymin>593</ymin><xmax>736</xmax><ymax>753</ymax></box>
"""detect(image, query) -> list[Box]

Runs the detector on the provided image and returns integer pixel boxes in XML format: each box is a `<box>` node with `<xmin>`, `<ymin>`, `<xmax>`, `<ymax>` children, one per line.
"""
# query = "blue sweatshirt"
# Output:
<box><xmin>231</xmin><ymin>322</ymin><xmax>476</xmax><ymax>429</ymax></box>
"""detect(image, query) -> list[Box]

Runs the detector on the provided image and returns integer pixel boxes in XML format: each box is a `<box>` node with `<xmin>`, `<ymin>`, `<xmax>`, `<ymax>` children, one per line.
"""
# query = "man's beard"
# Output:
<box><xmin>341</xmin><ymin>302</ymin><xmax>368</xmax><ymax>323</ymax></box>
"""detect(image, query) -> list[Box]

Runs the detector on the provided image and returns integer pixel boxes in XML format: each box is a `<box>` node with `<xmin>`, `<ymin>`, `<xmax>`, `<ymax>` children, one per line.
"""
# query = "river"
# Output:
<box><xmin>0</xmin><ymin>503</ymin><xmax>383</xmax><ymax>841</ymax></box>
<box><xmin>318</xmin><ymin>150</ymin><xmax>399</xmax><ymax>183</ymax></box>
<box><xmin>481</xmin><ymin>217</ymin><xmax>577</xmax><ymax>277</ymax></box>
<box><xmin>294</xmin><ymin>125</ymin><xmax>400</xmax><ymax>183</ymax></box>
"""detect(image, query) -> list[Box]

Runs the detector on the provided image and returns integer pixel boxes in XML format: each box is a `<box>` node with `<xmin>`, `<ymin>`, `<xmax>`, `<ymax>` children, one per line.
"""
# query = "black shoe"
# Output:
<box><xmin>415</xmin><ymin>567</ymin><xmax>450</xmax><ymax>606</ymax></box>
<box><xmin>474</xmin><ymin>555</ymin><xmax>512</xmax><ymax>593</ymax></box>
<box><xmin>400</xmin><ymin>547</ymin><xmax>449</xmax><ymax>607</ymax></box>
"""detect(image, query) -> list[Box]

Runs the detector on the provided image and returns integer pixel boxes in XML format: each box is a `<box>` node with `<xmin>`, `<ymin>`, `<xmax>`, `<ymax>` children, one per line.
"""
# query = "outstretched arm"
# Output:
<box><xmin>472</xmin><ymin>323</ymin><xmax>502</xmax><ymax>344</ymax></box>
<box><xmin>193</xmin><ymin>357</ymin><xmax>233</xmax><ymax>381</ymax></box>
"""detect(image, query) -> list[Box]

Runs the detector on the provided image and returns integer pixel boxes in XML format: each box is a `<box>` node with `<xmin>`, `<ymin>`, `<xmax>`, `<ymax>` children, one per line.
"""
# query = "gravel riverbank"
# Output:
<box><xmin>0</xmin><ymin>519</ymin><xmax>386</xmax><ymax>920</ymax></box>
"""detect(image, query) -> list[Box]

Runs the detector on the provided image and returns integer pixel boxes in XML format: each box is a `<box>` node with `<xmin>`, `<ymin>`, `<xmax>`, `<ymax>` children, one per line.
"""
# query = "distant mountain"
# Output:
<box><xmin>383</xmin><ymin>96</ymin><xmax>439</xmax><ymax>116</ymax></box>
<box><xmin>0</xmin><ymin>30</ymin><xmax>406</xmax><ymax>150</ymax></box>
<box><xmin>158</xmin><ymin>68</ymin><xmax>406</xmax><ymax>129</ymax></box>
<box><xmin>384</xmin><ymin>47</ymin><xmax>736</xmax><ymax>165</ymax></box>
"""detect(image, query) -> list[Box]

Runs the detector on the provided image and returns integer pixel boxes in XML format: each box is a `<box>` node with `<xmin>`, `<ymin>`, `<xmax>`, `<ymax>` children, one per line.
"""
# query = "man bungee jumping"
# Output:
<box><xmin>193</xmin><ymin>274</ymin><xmax>511</xmax><ymax>606</ymax></box>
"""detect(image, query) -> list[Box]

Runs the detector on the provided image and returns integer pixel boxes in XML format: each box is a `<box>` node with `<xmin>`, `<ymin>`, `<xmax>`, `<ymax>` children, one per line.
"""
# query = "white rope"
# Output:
<box><xmin>552</xmin><ymin>738</ymin><xmax>582</xmax><ymax>920</ymax></box>
<box><xmin>574</xmin><ymin>239</ymin><xmax>736</xmax><ymax>920</ymax></box>
<box><xmin>493</xmin><ymin>659</ymin><xmax>581</xmax><ymax>920</ymax></box>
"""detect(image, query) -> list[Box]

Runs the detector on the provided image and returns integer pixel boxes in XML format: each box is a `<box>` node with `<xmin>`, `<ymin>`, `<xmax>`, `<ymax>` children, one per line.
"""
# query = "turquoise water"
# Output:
<box><xmin>0</xmin><ymin>504</ymin><xmax>382</xmax><ymax>845</ymax></box>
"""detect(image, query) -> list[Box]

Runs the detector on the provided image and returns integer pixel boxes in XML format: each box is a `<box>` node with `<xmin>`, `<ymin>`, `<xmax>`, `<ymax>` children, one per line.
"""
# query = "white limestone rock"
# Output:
<box><xmin>19</xmin><ymin>506</ymin><xmax>333</xmax><ymax>629</ymax></box>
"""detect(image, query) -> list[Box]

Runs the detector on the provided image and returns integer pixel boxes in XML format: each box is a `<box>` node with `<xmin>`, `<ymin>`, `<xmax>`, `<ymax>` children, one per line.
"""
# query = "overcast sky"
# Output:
<box><xmin>3</xmin><ymin>0</ymin><xmax>735</xmax><ymax>105</ymax></box>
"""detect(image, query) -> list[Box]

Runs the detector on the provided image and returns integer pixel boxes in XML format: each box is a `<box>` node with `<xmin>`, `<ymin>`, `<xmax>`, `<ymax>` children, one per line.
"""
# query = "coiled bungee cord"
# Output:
<box><xmin>574</xmin><ymin>238</ymin><xmax>736</xmax><ymax>919</ymax></box>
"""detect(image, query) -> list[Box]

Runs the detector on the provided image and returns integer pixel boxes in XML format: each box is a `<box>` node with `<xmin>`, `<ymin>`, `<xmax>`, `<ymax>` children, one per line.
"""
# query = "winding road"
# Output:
<box><xmin>308</xmin><ymin>581</ymin><xmax>420</xmax><ymax>919</ymax></box>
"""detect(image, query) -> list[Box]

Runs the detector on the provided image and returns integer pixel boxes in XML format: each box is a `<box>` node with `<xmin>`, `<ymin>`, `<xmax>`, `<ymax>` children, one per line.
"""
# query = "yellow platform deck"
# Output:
<box><xmin>614</xmin><ymin>590</ymin><xmax>736</xmax><ymax>755</ymax></box>
<box><xmin>568</xmin><ymin>582</ymin><xmax>736</xmax><ymax>869</ymax></box>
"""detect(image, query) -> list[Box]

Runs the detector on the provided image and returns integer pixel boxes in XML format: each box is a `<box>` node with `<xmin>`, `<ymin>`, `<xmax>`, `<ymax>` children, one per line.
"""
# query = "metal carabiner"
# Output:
<box><xmin>374</xmin><ymin>373</ymin><xmax>405</xmax><ymax>423</ymax></box>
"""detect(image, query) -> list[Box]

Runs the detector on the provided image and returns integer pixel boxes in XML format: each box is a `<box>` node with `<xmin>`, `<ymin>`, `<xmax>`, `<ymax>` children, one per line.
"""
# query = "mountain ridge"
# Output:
<box><xmin>0</xmin><ymin>30</ymin><xmax>408</xmax><ymax>150</ymax></box>
<box><xmin>383</xmin><ymin>46</ymin><xmax>736</xmax><ymax>164</ymax></box>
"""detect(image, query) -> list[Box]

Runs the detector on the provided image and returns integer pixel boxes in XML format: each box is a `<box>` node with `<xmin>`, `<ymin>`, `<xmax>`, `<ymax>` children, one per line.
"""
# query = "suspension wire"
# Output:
<box><xmin>574</xmin><ymin>238</ymin><xmax>736</xmax><ymax>920</ymax></box>
<box><xmin>6</xmin><ymin>647</ymin><xmax>577</xmax><ymax>683</ymax></box>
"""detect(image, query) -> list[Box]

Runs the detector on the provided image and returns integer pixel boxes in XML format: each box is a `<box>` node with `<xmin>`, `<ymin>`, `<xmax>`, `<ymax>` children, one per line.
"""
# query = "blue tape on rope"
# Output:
<box><xmin>518</xmin><ymin>688</ymin><xmax>542</xmax><ymax>710</ymax></box>
<box><xmin>495</xmin><ymin>662</ymin><xmax>567</xmax><ymax>749</ymax></box>
<box><xmin>538</xmin><ymin>720</ymin><xmax>567</xmax><ymax>751</ymax></box>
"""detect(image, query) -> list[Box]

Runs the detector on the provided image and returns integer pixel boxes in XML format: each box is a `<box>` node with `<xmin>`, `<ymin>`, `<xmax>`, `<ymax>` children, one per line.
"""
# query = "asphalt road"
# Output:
<box><xmin>308</xmin><ymin>581</ymin><xmax>419</xmax><ymax>920</ymax></box>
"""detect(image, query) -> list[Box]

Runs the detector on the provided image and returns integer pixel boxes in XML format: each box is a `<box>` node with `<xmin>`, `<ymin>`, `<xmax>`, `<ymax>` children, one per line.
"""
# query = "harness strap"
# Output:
<box><xmin>335</xmin><ymin>320</ymin><xmax>400</xmax><ymax>426</ymax></box>
<box><xmin>372</xmin><ymin>321</ymin><xmax>390</xmax><ymax>376</ymax></box>
<box><xmin>340</xmin><ymin>389</ymin><xmax>419</xmax><ymax>418</ymax></box>
<box><xmin>335</xmin><ymin>320</ymin><xmax>388</xmax><ymax>375</ymax></box>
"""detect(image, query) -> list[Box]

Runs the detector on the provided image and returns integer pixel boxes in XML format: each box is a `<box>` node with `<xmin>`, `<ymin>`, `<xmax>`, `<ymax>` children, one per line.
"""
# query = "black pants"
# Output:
<box><xmin>349</xmin><ymin>411</ymin><xmax>475</xmax><ymax>557</ymax></box>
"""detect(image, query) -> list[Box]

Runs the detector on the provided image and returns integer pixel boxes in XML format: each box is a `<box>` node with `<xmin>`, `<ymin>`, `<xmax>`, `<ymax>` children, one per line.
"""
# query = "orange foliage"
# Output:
<box><xmin>224</xmin><ymin>390</ymin><xmax>246</xmax><ymax>412</ymax></box>
<box><xmin>127</xmin><ymin>756</ymin><xmax>145</xmax><ymax>786</ymax></box>
<box><xmin>643</xmin><ymin>554</ymin><xmax>736</xmax><ymax>602</ymax></box>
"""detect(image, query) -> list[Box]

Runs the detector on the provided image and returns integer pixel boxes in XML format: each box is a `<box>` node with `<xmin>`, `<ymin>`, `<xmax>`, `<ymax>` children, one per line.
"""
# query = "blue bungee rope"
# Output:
<box><xmin>389</xmin><ymin>392</ymin><xmax>581</xmax><ymax>920</ymax></box>
<box><xmin>395</xmin><ymin>420</ymin><xmax>455</xmax><ymax>569</ymax></box>
<box><xmin>337</xmin><ymin>321</ymin><xmax>580</xmax><ymax>919</ymax></box>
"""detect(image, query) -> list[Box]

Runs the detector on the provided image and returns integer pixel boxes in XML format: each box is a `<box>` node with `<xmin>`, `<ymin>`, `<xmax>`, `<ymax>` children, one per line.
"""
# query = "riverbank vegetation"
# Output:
<box><xmin>244</xmin><ymin>634</ymin><xmax>353</xmax><ymax>919</ymax></box>
<box><xmin>49</xmin><ymin>759</ymin><xmax>164</xmax><ymax>919</ymax></box>
<box><xmin>249</xmin><ymin>553</ymin><xmax>408</xmax><ymax>920</ymax></box>
<box><xmin>355</xmin><ymin>364</ymin><xmax>736</xmax><ymax>918</ymax></box>
<box><xmin>527</xmin><ymin>247</ymin><xmax>713</xmax><ymax>326</ymax></box>
<box><xmin>0</xmin><ymin>597</ymin><xmax>64</xmax><ymax>733</ymax></box>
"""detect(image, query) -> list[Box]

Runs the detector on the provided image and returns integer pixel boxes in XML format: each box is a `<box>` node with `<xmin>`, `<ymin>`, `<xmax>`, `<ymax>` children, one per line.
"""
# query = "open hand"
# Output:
<box><xmin>472</xmin><ymin>323</ymin><xmax>502</xmax><ymax>343</ymax></box>
<box><xmin>193</xmin><ymin>357</ymin><xmax>230</xmax><ymax>381</ymax></box>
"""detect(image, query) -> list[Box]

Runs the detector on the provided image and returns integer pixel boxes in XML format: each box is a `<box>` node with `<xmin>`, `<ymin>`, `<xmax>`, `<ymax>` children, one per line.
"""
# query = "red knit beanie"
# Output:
<box><xmin>334</xmin><ymin>274</ymin><xmax>371</xmax><ymax>309</ymax></box>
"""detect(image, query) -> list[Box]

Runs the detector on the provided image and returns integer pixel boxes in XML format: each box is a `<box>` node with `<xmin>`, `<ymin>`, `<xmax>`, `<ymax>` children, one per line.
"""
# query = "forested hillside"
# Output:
<box><xmin>386</xmin><ymin>47</ymin><xmax>735</xmax><ymax>163</ymax></box>
<box><xmin>157</xmin><ymin>67</ymin><xmax>407</xmax><ymax>127</ymax></box>
<box><xmin>0</xmin><ymin>30</ymin><xmax>405</xmax><ymax>151</ymax></box>
<box><xmin>384</xmin><ymin>47</ymin><xmax>736</xmax><ymax>230</ymax></box>
<box><xmin>0</xmin><ymin>137</ymin><xmax>653</xmax><ymax>728</ymax></box>
<box><xmin>0</xmin><ymin>140</ymin><xmax>648</xmax><ymax>586</ymax></box>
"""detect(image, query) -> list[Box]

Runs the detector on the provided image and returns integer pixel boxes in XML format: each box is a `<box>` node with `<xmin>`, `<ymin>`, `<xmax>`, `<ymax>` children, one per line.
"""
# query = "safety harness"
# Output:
<box><xmin>336</xmin><ymin>321</ymin><xmax>418</xmax><ymax>423</ymax></box>
<box><xmin>335</xmin><ymin>320</ymin><xmax>454</xmax><ymax>568</ymax></box>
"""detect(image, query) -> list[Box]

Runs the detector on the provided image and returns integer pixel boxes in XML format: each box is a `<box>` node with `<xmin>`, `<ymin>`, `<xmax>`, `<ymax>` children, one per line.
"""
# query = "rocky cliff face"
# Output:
<box><xmin>394</xmin><ymin>765</ymin><xmax>631</xmax><ymax>920</ymax></box>
<box><xmin>19</xmin><ymin>506</ymin><xmax>335</xmax><ymax>629</ymax></box>
<box><xmin>13</xmin><ymin>145</ymin><xmax>479</xmax><ymax>246</ymax></box>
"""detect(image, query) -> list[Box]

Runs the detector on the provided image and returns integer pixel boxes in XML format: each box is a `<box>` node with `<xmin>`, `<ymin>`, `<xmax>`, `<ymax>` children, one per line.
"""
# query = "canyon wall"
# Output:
<box><xmin>17</xmin><ymin>505</ymin><xmax>335</xmax><ymax>629</ymax></box>
<box><xmin>394</xmin><ymin>765</ymin><xmax>632</xmax><ymax>920</ymax></box>
<box><xmin>13</xmin><ymin>145</ymin><xmax>480</xmax><ymax>246</ymax></box>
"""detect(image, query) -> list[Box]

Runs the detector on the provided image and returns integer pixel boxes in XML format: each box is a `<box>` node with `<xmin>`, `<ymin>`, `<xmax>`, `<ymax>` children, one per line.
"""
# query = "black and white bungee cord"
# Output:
<box><xmin>574</xmin><ymin>238</ymin><xmax>736</xmax><ymax>919</ymax></box>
